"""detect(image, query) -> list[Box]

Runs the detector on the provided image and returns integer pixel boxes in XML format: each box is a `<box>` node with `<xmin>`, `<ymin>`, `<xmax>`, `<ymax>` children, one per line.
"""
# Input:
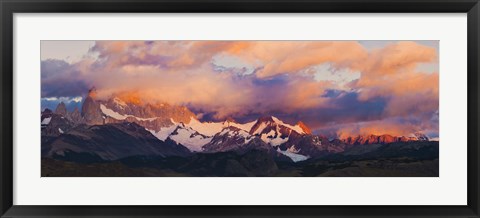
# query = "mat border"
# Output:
<box><xmin>1</xmin><ymin>0</ymin><xmax>479</xmax><ymax>217</ymax></box>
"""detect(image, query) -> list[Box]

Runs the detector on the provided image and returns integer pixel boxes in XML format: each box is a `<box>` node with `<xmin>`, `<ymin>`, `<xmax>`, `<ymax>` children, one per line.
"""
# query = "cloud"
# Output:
<box><xmin>41</xmin><ymin>59</ymin><xmax>91</xmax><ymax>98</ymax></box>
<box><xmin>41</xmin><ymin>40</ymin><xmax>439</xmax><ymax>137</ymax></box>
<box><xmin>350</xmin><ymin>42</ymin><xmax>439</xmax><ymax>121</ymax></box>
<box><xmin>279</xmin><ymin>91</ymin><xmax>387</xmax><ymax>130</ymax></box>
<box><xmin>43</xmin><ymin>96</ymin><xmax>83</xmax><ymax>103</ymax></box>
<box><xmin>41</xmin><ymin>96</ymin><xmax>83</xmax><ymax>112</ymax></box>
<box><xmin>218</xmin><ymin>41</ymin><xmax>368</xmax><ymax>78</ymax></box>
<box><xmin>335</xmin><ymin>112</ymin><xmax>439</xmax><ymax>139</ymax></box>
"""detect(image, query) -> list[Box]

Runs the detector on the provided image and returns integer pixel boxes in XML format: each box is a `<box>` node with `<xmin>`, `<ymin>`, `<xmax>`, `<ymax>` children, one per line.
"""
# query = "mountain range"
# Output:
<box><xmin>42</xmin><ymin>89</ymin><xmax>431</xmax><ymax>163</ymax></box>
<box><xmin>41</xmin><ymin>90</ymin><xmax>438</xmax><ymax>176</ymax></box>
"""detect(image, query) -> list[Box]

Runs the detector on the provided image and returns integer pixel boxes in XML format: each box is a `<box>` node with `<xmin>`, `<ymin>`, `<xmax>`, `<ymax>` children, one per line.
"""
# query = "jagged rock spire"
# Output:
<box><xmin>54</xmin><ymin>102</ymin><xmax>67</xmax><ymax>116</ymax></box>
<box><xmin>81</xmin><ymin>87</ymin><xmax>103</xmax><ymax>125</ymax></box>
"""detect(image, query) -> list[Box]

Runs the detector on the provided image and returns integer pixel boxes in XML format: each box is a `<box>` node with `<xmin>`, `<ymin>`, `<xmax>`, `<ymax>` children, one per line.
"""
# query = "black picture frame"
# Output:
<box><xmin>1</xmin><ymin>0</ymin><xmax>479</xmax><ymax>217</ymax></box>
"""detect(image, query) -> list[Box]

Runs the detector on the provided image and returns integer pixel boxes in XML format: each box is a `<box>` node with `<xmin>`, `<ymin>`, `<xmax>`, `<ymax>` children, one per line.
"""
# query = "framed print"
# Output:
<box><xmin>38</xmin><ymin>39</ymin><xmax>440</xmax><ymax>177</ymax></box>
<box><xmin>1</xmin><ymin>0</ymin><xmax>479</xmax><ymax>217</ymax></box>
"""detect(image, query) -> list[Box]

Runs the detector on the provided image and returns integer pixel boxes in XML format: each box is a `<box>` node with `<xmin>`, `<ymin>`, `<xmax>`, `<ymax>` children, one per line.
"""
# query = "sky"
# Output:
<box><xmin>41</xmin><ymin>40</ymin><xmax>439</xmax><ymax>139</ymax></box>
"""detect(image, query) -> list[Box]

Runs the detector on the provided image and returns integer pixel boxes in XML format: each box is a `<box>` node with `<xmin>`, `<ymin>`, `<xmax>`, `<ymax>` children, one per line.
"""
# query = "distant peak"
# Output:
<box><xmin>42</xmin><ymin>108</ymin><xmax>52</xmax><ymax>113</ymax></box>
<box><xmin>55</xmin><ymin>101</ymin><xmax>67</xmax><ymax>116</ymax></box>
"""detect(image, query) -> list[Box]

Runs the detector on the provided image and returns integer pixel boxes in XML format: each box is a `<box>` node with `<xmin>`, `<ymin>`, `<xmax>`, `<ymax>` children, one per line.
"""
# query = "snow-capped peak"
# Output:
<box><xmin>271</xmin><ymin>116</ymin><xmax>306</xmax><ymax>135</ymax></box>
<box><xmin>185</xmin><ymin>117</ymin><xmax>258</xmax><ymax>137</ymax></box>
<box><xmin>247</xmin><ymin>116</ymin><xmax>312</xmax><ymax>146</ymax></box>
<box><xmin>186</xmin><ymin>117</ymin><xmax>225</xmax><ymax>137</ymax></box>
<box><xmin>168</xmin><ymin>125</ymin><xmax>212</xmax><ymax>152</ymax></box>
<box><xmin>223</xmin><ymin>119</ymin><xmax>257</xmax><ymax>133</ymax></box>
<box><xmin>250</xmin><ymin>116</ymin><xmax>308</xmax><ymax>135</ymax></box>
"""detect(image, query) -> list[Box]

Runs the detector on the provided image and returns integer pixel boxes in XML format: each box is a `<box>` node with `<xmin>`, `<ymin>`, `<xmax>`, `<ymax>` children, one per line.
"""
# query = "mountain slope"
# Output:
<box><xmin>45</xmin><ymin>122</ymin><xmax>191</xmax><ymax>161</ymax></box>
<box><xmin>249</xmin><ymin>116</ymin><xmax>308</xmax><ymax>146</ymax></box>
<box><xmin>203</xmin><ymin>126</ymin><xmax>259</xmax><ymax>153</ymax></box>
<box><xmin>42</xmin><ymin>91</ymin><xmax>432</xmax><ymax>164</ymax></box>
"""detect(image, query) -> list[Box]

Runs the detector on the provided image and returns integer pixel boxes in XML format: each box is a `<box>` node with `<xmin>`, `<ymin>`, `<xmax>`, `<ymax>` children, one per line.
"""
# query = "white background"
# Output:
<box><xmin>13</xmin><ymin>13</ymin><xmax>467</xmax><ymax>205</ymax></box>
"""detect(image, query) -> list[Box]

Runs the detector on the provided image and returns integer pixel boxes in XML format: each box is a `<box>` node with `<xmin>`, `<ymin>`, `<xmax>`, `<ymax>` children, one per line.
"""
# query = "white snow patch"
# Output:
<box><xmin>237</xmin><ymin>130</ymin><xmax>251</xmax><ymax>138</ymax></box>
<box><xmin>186</xmin><ymin>117</ymin><xmax>224</xmax><ymax>137</ymax></box>
<box><xmin>58</xmin><ymin>128</ymin><xmax>64</xmax><ymax>134</ymax></box>
<box><xmin>260</xmin><ymin>132</ymin><xmax>288</xmax><ymax>146</ymax></box>
<box><xmin>130</xmin><ymin>116</ymin><xmax>156</xmax><ymax>121</ymax></box>
<box><xmin>277</xmin><ymin>147</ymin><xmax>309</xmax><ymax>162</ymax></box>
<box><xmin>224</xmin><ymin>120</ymin><xmax>257</xmax><ymax>132</ymax></box>
<box><xmin>148</xmin><ymin>125</ymin><xmax>178</xmax><ymax>141</ymax></box>
<box><xmin>260</xmin><ymin>134</ymin><xmax>269</xmax><ymax>143</ymax></box>
<box><xmin>251</xmin><ymin>122</ymin><xmax>268</xmax><ymax>135</ymax></box>
<box><xmin>266</xmin><ymin>129</ymin><xmax>276</xmax><ymax>137</ymax></box>
<box><xmin>219</xmin><ymin>128</ymin><xmax>233</xmax><ymax>136</ymax></box>
<box><xmin>169</xmin><ymin>127</ymin><xmax>212</xmax><ymax>152</ymax></box>
<box><xmin>272</xmin><ymin>116</ymin><xmax>305</xmax><ymax>134</ymax></box>
<box><xmin>287</xmin><ymin>145</ymin><xmax>301</xmax><ymax>153</ymax></box>
<box><xmin>257</xmin><ymin>127</ymin><xmax>288</xmax><ymax>146</ymax></box>
<box><xmin>100</xmin><ymin>104</ymin><xmax>126</xmax><ymax>120</ymax></box>
<box><xmin>184</xmin><ymin>117</ymin><xmax>259</xmax><ymax>138</ymax></box>
<box><xmin>100</xmin><ymin>104</ymin><xmax>158</xmax><ymax>122</ymax></box>
<box><xmin>41</xmin><ymin>117</ymin><xmax>52</xmax><ymax>125</ymax></box>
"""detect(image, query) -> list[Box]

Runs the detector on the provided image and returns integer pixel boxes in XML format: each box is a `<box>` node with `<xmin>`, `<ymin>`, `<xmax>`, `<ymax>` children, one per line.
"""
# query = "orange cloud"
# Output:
<box><xmin>354</xmin><ymin>41</ymin><xmax>438</xmax><ymax>95</ymax></box>
<box><xmin>219</xmin><ymin>41</ymin><xmax>368</xmax><ymax>78</ymax></box>
<box><xmin>56</xmin><ymin>40</ymin><xmax>439</xmax><ymax>134</ymax></box>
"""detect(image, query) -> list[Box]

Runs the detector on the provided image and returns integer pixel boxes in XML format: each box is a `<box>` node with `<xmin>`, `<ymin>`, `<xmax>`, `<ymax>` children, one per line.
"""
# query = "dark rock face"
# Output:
<box><xmin>41</xmin><ymin>108</ymin><xmax>53</xmax><ymax>120</ymax></box>
<box><xmin>203</xmin><ymin>126</ymin><xmax>254</xmax><ymax>153</ymax></box>
<box><xmin>280</xmin><ymin>135</ymin><xmax>347</xmax><ymax>157</ymax></box>
<box><xmin>74</xmin><ymin>95</ymin><xmax>196</xmax><ymax>132</ymax></box>
<box><xmin>67</xmin><ymin>107</ymin><xmax>84</xmax><ymax>124</ymax></box>
<box><xmin>203</xmin><ymin>129</ymin><xmax>292</xmax><ymax>163</ymax></box>
<box><xmin>249</xmin><ymin>116</ymin><xmax>304</xmax><ymax>139</ymax></box>
<box><xmin>249</xmin><ymin>116</ymin><xmax>275</xmax><ymax>135</ymax></box>
<box><xmin>45</xmin><ymin>122</ymin><xmax>191</xmax><ymax>161</ymax></box>
<box><xmin>41</xmin><ymin>113</ymin><xmax>74</xmax><ymax>137</ymax></box>
<box><xmin>54</xmin><ymin>102</ymin><xmax>67</xmax><ymax>116</ymax></box>
<box><xmin>81</xmin><ymin>92</ymin><xmax>104</xmax><ymax>125</ymax></box>
<box><xmin>102</xmin><ymin>98</ymin><xmax>196</xmax><ymax>123</ymax></box>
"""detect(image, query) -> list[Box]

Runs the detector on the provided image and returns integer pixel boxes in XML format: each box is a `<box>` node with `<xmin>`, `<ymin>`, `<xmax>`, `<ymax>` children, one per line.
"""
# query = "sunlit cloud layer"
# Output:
<box><xmin>41</xmin><ymin>40</ymin><xmax>439</xmax><ymax>138</ymax></box>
